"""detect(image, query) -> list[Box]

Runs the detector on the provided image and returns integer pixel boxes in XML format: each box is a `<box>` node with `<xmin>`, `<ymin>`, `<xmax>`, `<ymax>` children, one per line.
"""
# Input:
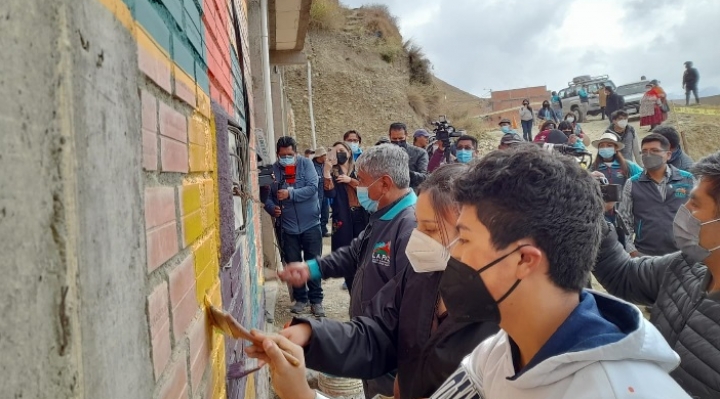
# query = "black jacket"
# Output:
<box><xmin>683</xmin><ymin>68</ymin><xmax>700</xmax><ymax>88</ymax></box>
<box><xmin>295</xmin><ymin>266</ymin><xmax>499</xmax><ymax>399</ymax></box>
<box><xmin>594</xmin><ymin>224</ymin><xmax>720</xmax><ymax>398</ymax></box>
<box><xmin>605</xmin><ymin>92</ymin><xmax>625</xmax><ymax>118</ymax></box>
<box><xmin>404</xmin><ymin>144</ymin><xmax>429</xmax><ymax>190</ymax></box>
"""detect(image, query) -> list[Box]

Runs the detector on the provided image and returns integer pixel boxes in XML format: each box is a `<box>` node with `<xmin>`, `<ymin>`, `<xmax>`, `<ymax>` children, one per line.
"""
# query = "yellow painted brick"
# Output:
<box><xmin>181</xmin><ymin>183</ymin><xmax>202</xmax><ymax>215</ymax></box>
<box><xmin>136</xmin><ymin>24</ymin><xmax>171</xmax><ymax>62</ymax></box>
<box><xmin>195</xmin><ymin>255</ymin><xmax>219</xmax><ymax>304</ymax></box>
<box><xmin>189</xmin><ymin>143</ymin><xmax>208</xmax><ymax>172</ymax></box>
<box><xmin>244</xmin><ymin>375</ymin><xmax>256</xmax><ymax>399</ymax></box>
<box><xmin>202</xmin><ymin>179</ymin><xmax>214</xmax><ymax>206</ymax></box>
<box><xmin>193</xmin><ymin>234</ymin><xmax>214</xmax><ymax>273</ymax></box>
<box><xmin>203</xmin><ymin>202</ymin><xmax>216</xmax><ymax>230</ymax></box>
<box><xmin>211</xmin><ymin>340</ymin><xmax>227</xmax><ymax>399</ymax></box>
<box><xmin>197</xmin><ymin>88</ymin><xmax>212</xmax><ymax>119</ymax></box>
<box><xmin>182</xmin><ymin>210</ymin><xmax>203</xmax><ymax>247</ymax></box>
<box><xmin>188</xmin><ymin>114</ymin><xmax>209</xmax><ymax>146</ymax></box>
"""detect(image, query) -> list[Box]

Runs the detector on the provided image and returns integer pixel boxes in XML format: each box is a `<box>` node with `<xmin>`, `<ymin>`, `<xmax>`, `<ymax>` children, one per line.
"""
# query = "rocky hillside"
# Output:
<box><xmin>284</xmin><ymin>2</ymin><xmax>493</xmax><ymax>151</ymax></box>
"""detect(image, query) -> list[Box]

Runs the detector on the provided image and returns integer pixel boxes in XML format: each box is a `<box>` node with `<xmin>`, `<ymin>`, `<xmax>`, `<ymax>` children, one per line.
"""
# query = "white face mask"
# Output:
<box><xmin>617</xmin><ymin>119</ymin><xmax>629</xmax><ymax>129</ymax></box>
<box><xmin>567</xmin><ymin>117</ymin><xmax>575</xmax><ymax>123</ymax></box>
<box><xmin>405</xmin><ymin>229</ymin><xmax>455</xmax><ymax>273</ymax></box>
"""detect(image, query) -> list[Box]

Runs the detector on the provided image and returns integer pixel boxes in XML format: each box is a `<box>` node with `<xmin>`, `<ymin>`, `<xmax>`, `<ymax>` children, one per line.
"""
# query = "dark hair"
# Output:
<box><xmin>592</xmin><ymin>143</ymin><xmax>631</xmax><ymax>177</ymax></box>
<box><xmin>610</xmin><ymin>110</ymin><xmax>628</xmax><ymax>121</ymax></box>
<box><xmin>276</xmin><ymin>136</ymin><xmax>297</xmax><ymax>153</ymax></box>
<box><xmin>641</xmin><ymin>133</ymin><xmax>670</xmax><ymax>150</ymax></box>
<box><xmin>557</xmin><ymin>121</ymin><xmax>574</xmax><ymax>133</ymax></box>
<box><xmin>453</xmin><ymin>144</ymin><xmax>604</xmax><ymax>291</ymax></box>
<box><xmin>691</xmin><ymin>151</ymin><xmax>720</xmax><ymax>213</ymax></box>
<box><xmin>652</xmin><ymin>126</ymin><xmax>681</xmax><ymax>149</ymax></box>
<box><xmin>344</xmin><ymin>130</ymin><xmax>362</xmax><ymax>144</ymax></box>
<box><xmin>457</xmin><ymin>134</ymin><xmax>478</xmax><ymax>149</ymax></box>
<box><xmin>605</xmin><ymin>86</ymin><xmax>614</xmax><ymax>93</ymax></box>
<box><xmin>389</xmin><ymin>122</ymin><xmax>408</xmax><ymax>134</ymax></box>
<box><xmin>419</xmin><ymin>163</ymin><xmax>469</xmax><ymax>245</ymax></box>
<box><xmin>540</xmin><ymin>120</ymin><xmax>556</xmax><ymax>131</ymax></box>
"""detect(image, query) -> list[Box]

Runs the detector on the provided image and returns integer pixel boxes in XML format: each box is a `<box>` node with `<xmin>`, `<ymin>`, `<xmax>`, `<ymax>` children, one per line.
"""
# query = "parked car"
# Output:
<box><xmin>615</xmin><ymin>80</ymin><xmax>650</xmax><ymax>115</ymax></box>
<box><xmin>557</xmin><ymin>75</ymin><xmax>616</xmax><ymax>122</ymax></box>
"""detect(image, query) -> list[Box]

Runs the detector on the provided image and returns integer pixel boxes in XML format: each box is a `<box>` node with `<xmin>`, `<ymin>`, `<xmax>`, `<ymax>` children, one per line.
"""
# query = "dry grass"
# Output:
<box><xmin>359</xmin><ymin>4</ymin><xmax>402</xmax><ymax>42</ymax></box>
<box><xmin>310</xmin><ymin>0</ymin><xmax>345</xmax><ymax>32</ymax></box>
<box><xmin>407</xmin><ymin>83</ymin><xmax>441</xmax><ymax>120</ymax></box>
<box><xmin>405</xmin><ymin>40</ymin><xmax>432</xmax><ymax>85</ymax></box>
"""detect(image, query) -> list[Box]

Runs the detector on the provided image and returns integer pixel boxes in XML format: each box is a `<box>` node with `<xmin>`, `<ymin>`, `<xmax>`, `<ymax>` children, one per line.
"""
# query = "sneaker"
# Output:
<box><xmin>290</xmin><ymin>301</ymin><xmax>308</xmax><ymax>314</ymax></box>
<box><xmin>311</xmin><ymin>303</ymin><xmax>326</xmax><ymax>317</ymax></box>
<box><xmin>341</xmin><ymin>282</ymin><xmax>348</xmax><ymax>290</ymax></box>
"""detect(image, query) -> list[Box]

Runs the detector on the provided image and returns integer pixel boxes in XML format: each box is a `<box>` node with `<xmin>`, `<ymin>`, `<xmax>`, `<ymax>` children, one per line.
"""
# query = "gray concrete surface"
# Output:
<box><xmin>0</xmin><ymin>1</ymin><xmax>153</xmax><ymax>397</ymax></box>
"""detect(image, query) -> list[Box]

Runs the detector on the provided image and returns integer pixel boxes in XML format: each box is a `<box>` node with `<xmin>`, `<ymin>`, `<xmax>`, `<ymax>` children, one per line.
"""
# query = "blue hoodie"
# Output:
<box><xmin>264</xmin><ymin>156</ymin><xmax>320</xmax><ymax>235</ymax></box>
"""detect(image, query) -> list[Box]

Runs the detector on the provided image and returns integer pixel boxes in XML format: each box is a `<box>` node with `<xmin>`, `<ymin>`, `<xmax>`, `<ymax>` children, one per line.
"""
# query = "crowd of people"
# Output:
<box><xmin>256</xmin><ymin>66</ymin><xmax>719</xmax><ymax>398</ymax></box>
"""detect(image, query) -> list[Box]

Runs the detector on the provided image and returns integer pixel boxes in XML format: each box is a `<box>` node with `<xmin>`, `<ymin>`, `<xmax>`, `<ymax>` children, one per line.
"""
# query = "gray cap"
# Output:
<box><xmin>500</xmin><ymin>133</ymin><xmax>523</xmax><ymax>145</ymax></box>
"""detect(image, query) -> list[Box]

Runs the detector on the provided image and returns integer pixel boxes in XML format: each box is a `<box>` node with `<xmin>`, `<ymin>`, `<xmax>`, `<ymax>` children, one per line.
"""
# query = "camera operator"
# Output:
<box><xmin>389</xmin><ymin>122</ymin><xmax>428</xmax><ymax>190</ymax></box>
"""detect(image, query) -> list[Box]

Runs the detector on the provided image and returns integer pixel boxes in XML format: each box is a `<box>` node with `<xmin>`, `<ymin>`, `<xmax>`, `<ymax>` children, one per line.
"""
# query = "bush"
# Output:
<box><xmin>378</xmin><ymin>38</ymin><xmax>404</xmax><ymax>63</ymax></box>
<box><xmin>360</xmin><ymin>4</ymin><xmax>401</xmax><ymax>42</ymax></box>
<box><xmin>310</xmin><ymin>0</ymin><xmax>344</xmax><ymax>31</ymax></box>
<box><xmin>408</xmin><ymin>84</ymin><xmax>441</xmax><ymax>119</ymax></box>
<box><xmin>405</xmin><ymin>41</ymin><xmax>432</xmax><ymax>85</ymax></box>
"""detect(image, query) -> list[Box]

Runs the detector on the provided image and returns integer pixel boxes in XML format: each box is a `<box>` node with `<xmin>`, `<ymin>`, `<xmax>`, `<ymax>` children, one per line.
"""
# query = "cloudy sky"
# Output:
<box><xmin>341</xmin><ymin>0</ymin><xmax>720</xmax><ymax>99</ymax></box>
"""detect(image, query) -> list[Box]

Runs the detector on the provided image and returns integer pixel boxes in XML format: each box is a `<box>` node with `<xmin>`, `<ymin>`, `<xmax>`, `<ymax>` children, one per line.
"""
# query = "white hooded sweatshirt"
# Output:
<box><xmin>431</xmin><ymin>291</ymin><xmax>691</xmax><ymax>399</ymax></box>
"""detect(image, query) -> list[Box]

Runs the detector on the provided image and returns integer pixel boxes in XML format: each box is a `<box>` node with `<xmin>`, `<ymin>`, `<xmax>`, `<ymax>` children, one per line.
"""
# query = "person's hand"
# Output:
<box><xmin>336</xmin><ymin>174</ymin><xmax>351</xmax><ymax>184</ymax></box>
<box><xmin>280</xmin><ymin>323</ymin><xmax>313</xmax><ymax>347</ymax></box>
<box><xmin>568</xmin><ymin>134</ymin><xmax>578</xmax><ymax>144</ymax></box>
<box><xmin>277</xmin><ymin>189</ymin><xmax>290</xmax><ymax>201</ymax></box>
<box><xmin>630</xmin><ymin>251</ymin><xmax>640</xmax><ymax>258</ymax></box>
<box><xmin>323</xmin><ymin>161</ymin><xmax>333</xmax><ymax>178</ymax></box>
<box><xmin>245</xmin><ymin>333</ymin><xmax>315</xmax><ymax>399</ymax></box>
<box><xmin>272</xmin><ymin>206</ymin><xmax>282</xmax><ymax>217</ymax></box>
<box><xmin>277</xmin><ymin>262</ymin><xmax>310</xmax><ymax>286</ymax></box>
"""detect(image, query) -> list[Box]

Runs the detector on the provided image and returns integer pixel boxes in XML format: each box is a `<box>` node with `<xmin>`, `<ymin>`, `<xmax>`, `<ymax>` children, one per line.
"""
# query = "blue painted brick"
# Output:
<box><xmin>183</xmin><ymin>0</ymin><xmax>203</xmax><ymax>32</ymax></box>
<box><xmin>121</xmin><ymin>0</ymin><xmax>136</xmax><ymax>12</ymax></box>
<box><xmin>172</xmin><ymin>33</ymin><xmax>195</xmax><ymax>76</ymax></box>
<box><xmin>195</xmin><ymin>60</ymin><xmax>210</xmax><ymax>93</ymax></box>
<box><xmin>135</xmin><ymin>0</ymin><xmax>171</xmax><ymax>52</ymax></box>
<box><xmin>158</xmin><ymin>0</ymin><xmax>184</xmax><ymax>27</ymax></box>
<box><xmin>185</xmin><ymin>14</ymin><xmax>205</xmax><ymax>58</ymax></box>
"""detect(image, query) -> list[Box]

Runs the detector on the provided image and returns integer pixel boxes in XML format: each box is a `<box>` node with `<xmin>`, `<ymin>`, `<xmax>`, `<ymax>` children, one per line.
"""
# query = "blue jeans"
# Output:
<box><xmin>521</xmin><ymin>120</ymin><xmax>533</xmax><ymax>141</ymax></box>
<box><xmin>282</xmin><ymin>226</ymin><xmax>323</xmax><ymax>304</ymax></box>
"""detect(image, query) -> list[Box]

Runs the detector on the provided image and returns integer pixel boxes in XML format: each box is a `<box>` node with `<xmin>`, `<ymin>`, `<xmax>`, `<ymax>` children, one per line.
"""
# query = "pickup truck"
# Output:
<box><xmin>557</xmin><ymin>75</ymin><xmax>616</xmax><ymax>122</ymax></box>
<box><xmin>615</xmin><ymin>81</ymin><xmax>650</xmax><ymax>115</ymax></box>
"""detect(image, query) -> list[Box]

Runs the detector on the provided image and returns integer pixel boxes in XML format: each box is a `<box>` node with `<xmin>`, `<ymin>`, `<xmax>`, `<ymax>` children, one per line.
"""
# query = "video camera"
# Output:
<box><xmin>432</xmin><ymin>115</ymin><xmax>461</xmax><ymax>146</ymax></box>
<box><xmin>593</xmin><ymin>174</ymin><xmax>622</xmax><ymax>203</ymax></box>
<box><xmin>538</xmin><ymin>143</ymin><xmax>594</xmax><ymax>170</ymax></box>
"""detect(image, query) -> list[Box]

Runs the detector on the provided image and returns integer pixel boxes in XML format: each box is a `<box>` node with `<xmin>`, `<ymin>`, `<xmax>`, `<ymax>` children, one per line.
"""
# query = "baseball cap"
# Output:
<box><xmin>498</xmin><ymin>118</ymin><xmax>511</xmax><ymax>126</ymax></box>
<box><xmin>500</xmin><ymin>133</ymin><xmax>523</xmax><ymax>146</ymax></box>
<box><xmin>413</xmin><ymin>129</ymin><xmax>430</xmax><ymax>138</ymax></box>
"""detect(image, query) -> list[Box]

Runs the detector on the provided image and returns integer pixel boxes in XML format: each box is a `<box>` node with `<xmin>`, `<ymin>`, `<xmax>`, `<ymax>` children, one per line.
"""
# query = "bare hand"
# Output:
<box><xmin>277</xmin><ymin>262</ymin><xmax>310</xmax><ymax>286</ymax></box>
<box><xmin>630</xmin><ymin>251</ymin><xmax>640</xmax><ymax>258</ymax></box>
<box><xmin>245</xmin><ymin>333</ymin><xmax>315</xmax><ymax>399</ymax></box>
<box><xmin>323</xmin><ymin>162</ymin><xmax>333</xmax><ymax>178</ymax></box>
<box><xmin>272</xmin><ymin>206</ymin><xmax>282</xmax><ymax>217</ymax></box>
<box><xmin>277</xmin><ymin>189</ymin><xmax>290</xmax><ymax>201</ymax></box>
<box><xmin>336</xmin><ymin>174</ymin><xmax>351</xmax><ymax>184</ymax></box>
<box><xmin>568</xmin><ymin>134</ymin><xmax>578</xmax><ymax>144</ymax></box>
<box><xmin>280</xmin><ymin>323</ymin><xmax>313</xmax><ymax>347</ymax></box>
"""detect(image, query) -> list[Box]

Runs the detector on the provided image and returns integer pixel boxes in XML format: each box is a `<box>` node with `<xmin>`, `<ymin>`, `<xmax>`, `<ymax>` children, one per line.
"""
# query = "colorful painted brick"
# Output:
<box><xmin>159</xmin><ymin>102</ymin><xmax>187</xmax><ymax>142</ymax></box>
<box><xmin>170</xmin><ymin>255</ymin><xmax>198</xmax><ymax>341</ymax></box>
<box><xmin>145</xmin><ymin>187</ymin><xmax>176</xmax><ymax>229</ymax></box>
<box><xmin>148</xmin><ymin>282</ymin><xmax>171</xmax><ymax>380</ymax></box>
<box><xmin>160</xmin><ymin>137</ymin><xmax>189</xmax><ymax>173</ymax></box>
<box><xmin>159</xmin><ymin>357</ymin><xmax>188</xmax><ymax>399</ymax></box>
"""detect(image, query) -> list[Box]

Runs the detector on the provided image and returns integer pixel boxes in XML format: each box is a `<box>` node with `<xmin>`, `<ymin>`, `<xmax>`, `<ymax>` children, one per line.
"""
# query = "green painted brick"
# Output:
<box><xmin>183</xmin><ymin>0</ymin><xmax>202</xmax><ymax>32</ymax></box>
<box><xmin>172</xmin><ymin>34</ymin><xmax>196</xmax><ymax>76</ymax></box>
<box><xmin>195</xmin><ymin>60</ymin><xmax>209</xmax><ymax>93</ymax></box>
<box><xmin>185</xmin><ymin>14</ymin><xmax>205</xmax><ymax>58</ymax></box>
<box><xmin>135</xmin><ymin>0</ymin><xmax>171</xmax><ymax>52</ymax></box>
<box><xmin>159</xmin><ymin>0</ymin><xmax>184</xmax><ymax>27</ymax></box>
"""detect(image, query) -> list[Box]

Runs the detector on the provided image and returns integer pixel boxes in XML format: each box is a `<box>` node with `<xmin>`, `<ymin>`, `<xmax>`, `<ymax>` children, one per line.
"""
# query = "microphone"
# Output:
<box><xmin>284</xmin><ymin>164</ymin><xmax>296</xmax><ymax>185</ymax></box>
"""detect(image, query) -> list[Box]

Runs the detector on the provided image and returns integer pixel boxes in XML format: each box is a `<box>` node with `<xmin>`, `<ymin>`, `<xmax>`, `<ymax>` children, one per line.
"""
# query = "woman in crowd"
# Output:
<box><xmin>651</xmin><ymin>79</ymin><xmax>670</xmax><ymax>122</ymax></box>
<box><xmin>551</xmin><ymin>91</ymin><xmax>564</xmax><ymax>121</ymax></box>
<box><xmin>564</xmin><ymin>112</ymin><xmax>590</xmax><ymax>146</ymax></box>
<box><xmin>324</xmin><ymin>142</ymin><xmax>369</xmax><ymax>291</ymax></box>
<box><xmin>533</xmin><ymin>120</ymin><xmax>557</xmax><ymax>143</ymax></box>
<box><xmin>558</xmin><ymin>121</ymin><xmax>586</xmax><ymax>150</ymax></box>
<box><xmin>344</xmin><ymin>130</ymin><xmax>363</xmax><ymax>161</ymax></box>
<box><xmin>248</xmin><ymin>164</ymin><xmax>499</xmax><ymax>399</ymax></box>
<box><xmin>639</xmin><ymin>81</ymin><xmax>665</xmax><ymax>130</ymax></box>
<box><xmin>519</xmin><ymin>98</ymin><xmax>534</xmax><ymax>142</ymax></box>
<box><xmin>538</xmin><ymin>100</ymin><xmax>556</xmax><ymax>123</ymax></box>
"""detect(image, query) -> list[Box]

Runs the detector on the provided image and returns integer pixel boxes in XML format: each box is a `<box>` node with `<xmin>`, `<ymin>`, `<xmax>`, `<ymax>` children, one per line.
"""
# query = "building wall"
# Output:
<box><xmin>490</xmin><ymin>86</ymin><xmax>550</xmax><ymax>112</ymax></box>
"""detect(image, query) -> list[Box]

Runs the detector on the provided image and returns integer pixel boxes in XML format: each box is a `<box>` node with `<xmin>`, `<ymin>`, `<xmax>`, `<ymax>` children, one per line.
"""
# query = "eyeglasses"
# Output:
<box><xmin>641</xmin><ymin>149</ymin><xmax>667</xmax><ymax>155</ymax></box>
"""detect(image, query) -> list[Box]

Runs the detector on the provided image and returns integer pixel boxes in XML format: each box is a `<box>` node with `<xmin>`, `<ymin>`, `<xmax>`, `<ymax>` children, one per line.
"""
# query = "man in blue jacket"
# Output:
<box><xmin>264</xmin><ymin>136</ymin><xmax>325</xmax><ymax>317</ymax></box>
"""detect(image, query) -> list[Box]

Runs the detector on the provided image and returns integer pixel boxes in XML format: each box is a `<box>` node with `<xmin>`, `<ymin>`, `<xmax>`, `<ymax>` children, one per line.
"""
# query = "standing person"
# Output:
<box><xmin>619</xmin><ymin>133</ymin><xmax>696</xmax><ymax>257</ymax></box>
<box><xmin>498</xmin><ymin>118</ymin><xmax>516</xmax><ymax>135</ymax></box>
<box><xmin>550</xmin><ymin>91</ymin><xmax>563</xmax><ymax>121</ymax></box>
<box><xmin>312</xmin><ymin>147</ymin><xmax>331</xmax><ymax>238</ymax></box>
<box><xmin>263</xmin><ymin>136</ymin><xmax>325</xmax><ymax>316</ymax></box>
<box><xmin>388</xmin><ymin>122</ymin><xmax>429</xmax><ymax>191</ymax></box>
<box><xmin>653</xmin><ymin>126</ymin><xmax>695</xmax><ymax>171</ymax></box>
<box><xmin>537</xmin><ymin>100</ymin><xmax>555</xmax><ymax>123</ymax></box>
<box><xmin>606</xmin><ymin>110</ymin><xmax>643</xmax><ymax>166</ymax></box>
<box><xmin>639</xmin><ymin>82</ymin><xmax>664</xmax><ymax>130</ymax></box>
<box><xmin>454</xmin><ymin>135</ymin><xmax>479</xmax><ymax>164</ymax></box>
<box><xmin>596</xmin><ymin>84</ymin><xmax>608</xmax><ymax>119</ymax></box>
<box><xmin>652</xmin><ymin>79</ymin><xmax>670</xmax><ymax>122</ymax></box>
<box><xmin>578</xmin><ymin>84</ymin><xmax>590</xmax><ymax>122</ymax></box>
<box><xmin>593</xmin><ymin>150</ymin><xmax>720</xmax><ymax>399</ymax></box>
<box><xmin>324</xmin><ymin>142</ymin><xmax>369</xmax><ymax>292</ymax></box>
<box><xmin>413</xmin><ymin>129</ymin><xmax>430</xmax><ymax>150</ymax></box>
<box><xmin>682</xmin><ymin>61</ymin><xmax>700</xmax><ymax>106</ymax></box>
<box><xmin>344</xmin><ymin>130</ymin><xmax>363</xmax><ymax>161</ymax></box>
<box><xmin>604</xmin><ymin>86</ymin><xmax>625</xmax><ymax>120</ymax></box>
<box><xmin>518</xmin><ymin>99</ymin><xmax>534</xmax><ymax>141</ymax></box>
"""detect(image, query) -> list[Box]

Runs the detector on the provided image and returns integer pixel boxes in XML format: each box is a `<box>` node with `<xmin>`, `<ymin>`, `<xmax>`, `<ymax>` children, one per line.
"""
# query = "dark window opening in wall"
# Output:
<box><xmin>228</xmin><ymin>125</ymin><xmax>250</xmax><ymax>234</ymax></box>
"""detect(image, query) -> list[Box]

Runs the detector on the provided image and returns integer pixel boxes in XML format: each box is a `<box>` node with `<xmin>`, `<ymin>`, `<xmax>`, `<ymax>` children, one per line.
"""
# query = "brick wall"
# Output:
<box><xmin>490</xmin><ymin>86</ymin><xmax>551</xmax><ymax>112</ymax></box>
<box><xmin>97</xmin><ymin>0</ymin><xmax>263</xmax><ymax>398</ymax></box>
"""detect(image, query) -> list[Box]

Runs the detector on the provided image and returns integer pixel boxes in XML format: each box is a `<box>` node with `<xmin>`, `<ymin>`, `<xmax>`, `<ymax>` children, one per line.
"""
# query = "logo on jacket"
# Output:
<box><xmin>674</xmin><ymin>187</ymin><xmax>688</xmax><ymax>198</ymax></box>
<box><xmin>372</xmin><ymin>241</ymin><xmax>391</xmax><ymax>267</ymax></box>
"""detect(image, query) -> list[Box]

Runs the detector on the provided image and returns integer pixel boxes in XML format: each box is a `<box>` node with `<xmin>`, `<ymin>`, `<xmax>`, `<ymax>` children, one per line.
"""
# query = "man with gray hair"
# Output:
<box><xmin>279</xmin><ymin>144</ymin><xmax>417</xmax><ymax>397</ymax></box>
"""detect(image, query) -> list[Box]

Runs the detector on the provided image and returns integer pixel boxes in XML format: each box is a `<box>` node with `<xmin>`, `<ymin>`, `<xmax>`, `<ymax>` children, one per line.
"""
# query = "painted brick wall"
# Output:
<box><xmin>97</xmin><ymin>0</ymin><xmax>264</xmax><ymax>398</ymax></box>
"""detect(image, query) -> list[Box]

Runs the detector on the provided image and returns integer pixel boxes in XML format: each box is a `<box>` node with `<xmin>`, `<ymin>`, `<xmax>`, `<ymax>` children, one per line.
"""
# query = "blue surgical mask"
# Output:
<box><xmin>356</xmin><ymin>177</ymin><xmax>383</xmax><ymax>213</ymax></box>
<box><xmin>501</xmin><ymin>126</ymin><xmax>511</xmax><ymax>134</ymax></box>
<box><xmin>348</xmin><ymin>142</ymin><xmax>361</xmax><ymax>154</ymax></box>
<box><xmin>456</xmin><ymin>149</ymin><xmax>473</xmax><ymax>164</ymax></box>
<box><xmin>598</xmin><ymin>148</ymin><xmax>616</xmax><ymax>159</ymax></box>
<box><xmin>278</xmin><ymin>155</ymin><xmax>296</xmax><ymax>167</ymax></box>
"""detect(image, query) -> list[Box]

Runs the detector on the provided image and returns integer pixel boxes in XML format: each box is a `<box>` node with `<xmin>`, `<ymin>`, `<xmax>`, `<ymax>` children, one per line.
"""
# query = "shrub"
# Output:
<box><xmin>310</xmin><ymin>0</ymin><xmax>344</xmax><ymax>32</ymax></box>
<box><xmin>405</xmin><ymin>41</ymin><xmax>433</xmax><ymax>85</ymax></box>
<box><xmin>360</xmin><ymin>4</ymin><xmax>401</xmax><ymax>42</ymax></box>
<box><xmin>378</xmin><ymin>38</ymin><xmax>404</xmax><ymax>63</ymax></box>
<box><xmin>408</xmin><ymin>84</ymin><xmax>441</xmax><ymax>119</ymax></box>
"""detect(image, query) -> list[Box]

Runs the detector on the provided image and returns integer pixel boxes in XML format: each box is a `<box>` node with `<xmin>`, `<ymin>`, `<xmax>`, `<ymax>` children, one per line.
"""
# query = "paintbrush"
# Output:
<box><xmin>204</xmin><ymin>296</ymin><xmax>300</xmax><ymax>367</ymax></box>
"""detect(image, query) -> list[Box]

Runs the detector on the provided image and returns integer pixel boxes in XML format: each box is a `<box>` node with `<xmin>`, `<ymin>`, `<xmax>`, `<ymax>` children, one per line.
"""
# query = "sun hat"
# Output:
<box><xmin>591</xmin><ymin>132</ymin><xmax>625</xmax><ymax>150</ymax></box>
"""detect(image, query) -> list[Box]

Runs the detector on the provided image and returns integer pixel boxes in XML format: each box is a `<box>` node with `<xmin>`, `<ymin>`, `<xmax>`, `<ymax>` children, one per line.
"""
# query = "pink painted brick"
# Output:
<box><xmin>146</xmin><ymin>222</ymin><xmax>179</xmax><ymax>272</ymax></box>
<box><xmin>188</xmin><ymin>318</ymin><xmax>210</xmax><ymax>392</ymax></box>
<box><xmin>175</xmin><ymin>79</ymin><xmax>196</xmax><ymax>108</ymax></box>
<box><xmin>160</xmin><ymin>137</ymin><xmax>189</xmax><ymax>173</ymax></box>
<box><xmin>169</xmin><ymin>254</ymin><xmax>195</xmax><ymax>307</ymax></box>
<box><xmin>171</xmin><ymin>285</ymin><xmax>198</xmax><ymax>342</ymax></box>
<box><xmin>143</xmin><ymin>129</ymin><xmax>158</xmax><ymax>171</ymax></box>
<box><xmin>148</xmin><ymin>282</ymin><xmax>171</xmax><ymax>380</ymax></box>
<box><xmin>145</xmin><ymin>187</ymin><xmax>176</xmax><ymax>230</ymax></box>
<box><xmin>141</xmin><ymin>90</ymin><xmax>157</xmax><ymax>131</ymax></box>
<box><xmin>138</xmin><ymin>46</ymin><xmax>172</xmax><ymax>93</ymax></box>
<box><xmin>159</xmin><ymin>102</ymin><xmax>188</xmax><ymax>143</ymax></box>
<box><xmin>159</xmin><ymin>358</ymin><xmax>188</xmax><ymax>399</ymax></box>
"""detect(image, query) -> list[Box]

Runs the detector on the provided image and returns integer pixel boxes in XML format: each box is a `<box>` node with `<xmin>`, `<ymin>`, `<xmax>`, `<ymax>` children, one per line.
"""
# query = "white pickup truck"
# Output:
<box><xmin>615</xmin><ymin>80</ymin><xmax>650</xmax><ymax>115</ymax></box>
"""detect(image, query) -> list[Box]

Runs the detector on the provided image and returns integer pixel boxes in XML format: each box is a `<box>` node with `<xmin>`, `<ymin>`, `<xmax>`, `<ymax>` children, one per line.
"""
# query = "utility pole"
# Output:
<box><xmin>307</xmin><ymin>59</ymin><xmax>317</xmax><ymax>149</ymax></box>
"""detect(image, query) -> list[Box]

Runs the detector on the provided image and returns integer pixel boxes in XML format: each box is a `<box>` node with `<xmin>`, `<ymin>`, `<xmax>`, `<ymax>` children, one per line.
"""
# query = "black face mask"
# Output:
<box><xmin>439</xmin><ymin>245</ymin><xmax>526</xmax><ymax>324</ymax></box>
<box><xmin>336</xmin><ymin>152</ymin><xmax>348</xmax><ymax>165</ymax></box>
<box><xmin>392</xmin><ymin>140</ymin><xmax>408</xmax><ymax>149</ymax></box>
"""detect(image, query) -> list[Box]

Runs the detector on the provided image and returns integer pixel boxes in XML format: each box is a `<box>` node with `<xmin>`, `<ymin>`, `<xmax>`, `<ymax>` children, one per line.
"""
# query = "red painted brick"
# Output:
<box><xmin>171</xmin><ymin>287</ymin><xmax>198</xmax><ymax>341</ymax></box>
<box><xmin>147</xmin><ymin>222</ymin><xmax>179</xmax><ymax>272</ymax></box>
<box><xmin>175</xmin><ymin>78</ymin><xmax>196</xmax><ymax>108</ymax></box>
<box><xmin>138</xmin><ymin>46</ymin><xmax>172</xmax><ymax>93</ymax></box>
<box><xmin>188</xmin><ymin>318</ymin><xmax>210</xmax><ymax>392</ymax></box>
<box><xmin>169</xmin><ymin>254</ymin><xmax>195</xmax><ymax>310</ymax></box>
<box><xmin>143</xmin><ymin>129</ymin><xmax>158</xmax><ymax>171</ymax></box>
<box><xmin>159</xmin><ymin>358</ymin><xmax>188</xmax><ymax>399</ymax></box>
<box><xmin>160</xmin><ymin>137</ymin><xmax>189</xmax><ymax>173</ymax></box>
<box><xmin>148</xmin><ymin>282</ymin><xmax>171</xmax><ymax>379</ymax></box>
<box><xmin>141</xmin><ymin>90</ymin><xmax>158</xmax><ymax>131</ymax></box>
<box><xmin>145</xmin><ymin>187</ymin><xmax>176</xmax><ymax>230</ymax></box>
<box><xmin>159</xmin><ymin>102</ymin><xmax>188</xmax><ymax>143</ymax></box>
